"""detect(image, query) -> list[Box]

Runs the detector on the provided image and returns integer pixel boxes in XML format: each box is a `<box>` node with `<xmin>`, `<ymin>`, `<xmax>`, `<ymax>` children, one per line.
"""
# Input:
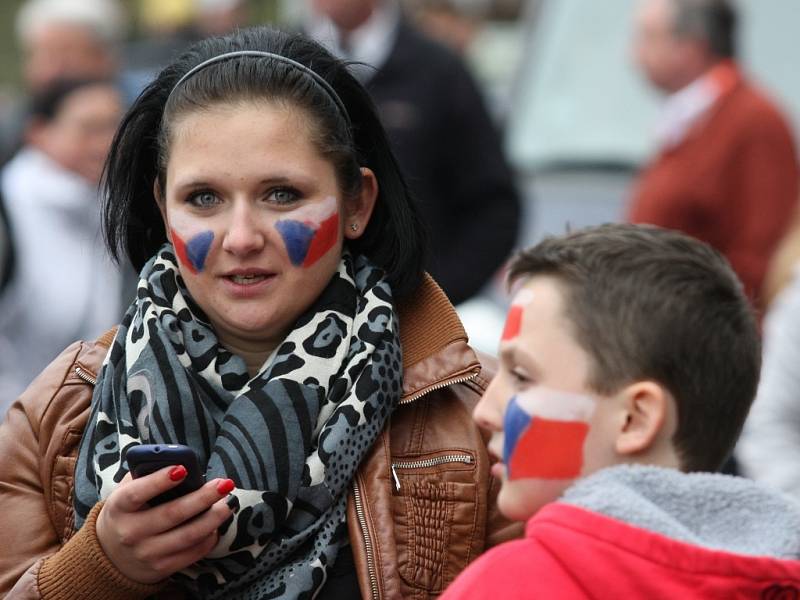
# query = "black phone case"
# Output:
<box><xmin>125</xmin><ymin>444</ymin><xmax>205</xmax><ymax>506</ymax></box>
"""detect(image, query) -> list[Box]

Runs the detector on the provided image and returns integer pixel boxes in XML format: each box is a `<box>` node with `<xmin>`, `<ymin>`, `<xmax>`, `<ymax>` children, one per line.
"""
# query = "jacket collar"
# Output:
<box><xmin>397</xmin><ymin>274</ymin><xmax>480</xmax><ymax>401</ymax></box>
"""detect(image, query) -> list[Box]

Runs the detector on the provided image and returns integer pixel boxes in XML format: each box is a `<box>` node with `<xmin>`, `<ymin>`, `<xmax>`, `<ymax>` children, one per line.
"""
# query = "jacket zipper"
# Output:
<box><xmin>390</xmin><ymin>454</ymin><xmax>473</xmax><ymax>491</ymax></box>
<box><xmin>74</xmin><ymin>367</ymin><xmax>97</xmax><ymax>385</ymax></box>
<box><xmin>398</xmin><ymin>369</ymin><xmax>480</xmax><ymax>405</ymax></box>
<box><xmin>353</xmin><ymin>479</ymin><xmax>380</xmax><ymax>600</ymax></box>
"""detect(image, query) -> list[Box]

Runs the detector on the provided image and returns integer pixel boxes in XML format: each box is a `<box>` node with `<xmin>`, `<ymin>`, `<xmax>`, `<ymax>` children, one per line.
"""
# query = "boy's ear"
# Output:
<box><xmin>614</xmin><ymin>381</ymin><xmax>670</xmax><ymax>457</ymax></box>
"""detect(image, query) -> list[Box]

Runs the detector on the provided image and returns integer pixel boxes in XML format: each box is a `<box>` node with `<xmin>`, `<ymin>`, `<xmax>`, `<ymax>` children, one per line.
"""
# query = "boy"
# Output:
<box><xmin>443</xmin><ymin>224</ymin><xmax>800</xmax><ymax>598</ymax></box>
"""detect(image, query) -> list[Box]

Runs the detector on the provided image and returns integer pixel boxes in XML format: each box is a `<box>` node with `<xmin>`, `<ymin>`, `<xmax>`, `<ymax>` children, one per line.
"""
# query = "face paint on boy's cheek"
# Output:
<box><xmin>171</xmin><ymin>228</ymin><xmax>215</xmax><ymax>274</ymax></box>
<box><xmin>274</xmin><ymin>196</ymin><xmax>339</xmax><ymax>268</ymax></box>
<box><xmin>501</xmin><ymin>288</ymin><xmax>536</xmax><ymax>342</ymax></box>
<box><xmin>502</xmin><ymin>388</ymin><xmax>596</xmax><ymax>481</ymax></box>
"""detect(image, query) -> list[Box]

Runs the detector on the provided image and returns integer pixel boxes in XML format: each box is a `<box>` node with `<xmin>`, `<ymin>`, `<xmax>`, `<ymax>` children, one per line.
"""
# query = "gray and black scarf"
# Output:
<box><xmin>74</xmin><ymin>245</ymin><xmax>402</xmax><ymax>599</ymax></box>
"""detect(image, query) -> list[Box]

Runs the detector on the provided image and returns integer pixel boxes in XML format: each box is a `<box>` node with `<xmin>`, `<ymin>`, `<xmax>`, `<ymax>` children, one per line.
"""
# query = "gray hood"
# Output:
<box><xmin>561</xmin><ymin>464</ymin><xmax>800</xmax><ymax>559</ymax></box>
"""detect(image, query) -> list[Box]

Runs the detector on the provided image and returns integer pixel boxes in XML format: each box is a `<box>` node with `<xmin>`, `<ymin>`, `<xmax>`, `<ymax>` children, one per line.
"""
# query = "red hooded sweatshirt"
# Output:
<box><xmin>442</xmin><ymin>466</ymin><xmax>800</xmax><ymax>599</ymax></box>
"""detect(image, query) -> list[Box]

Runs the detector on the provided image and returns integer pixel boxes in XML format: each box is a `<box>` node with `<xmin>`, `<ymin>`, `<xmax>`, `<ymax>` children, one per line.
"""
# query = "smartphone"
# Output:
<box><xmin>125</xmin><ymin>443</ymin><xmax>205</xmax><ymax>506</ymax></box>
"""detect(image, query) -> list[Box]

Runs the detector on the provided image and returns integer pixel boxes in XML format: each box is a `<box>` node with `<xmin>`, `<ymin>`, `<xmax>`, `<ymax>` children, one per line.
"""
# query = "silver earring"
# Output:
<box><xmin>350</xmin><ymin>223</ymin><xmax>359</xmax><ymax>232</ymax></box>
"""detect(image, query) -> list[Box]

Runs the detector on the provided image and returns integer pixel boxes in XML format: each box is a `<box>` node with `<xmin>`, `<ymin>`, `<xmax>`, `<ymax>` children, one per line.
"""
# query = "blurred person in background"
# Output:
<box><xmin>0</xmin><ymin>78</ymin><xmax>125</xmax><ymax>415</ymax></box>
<box><xmin>628</xmin><ymin>0</ymin><xmax>799</xmax><ymax>307</ymax></box>
<box><xmin>738</xmin><ymin>195</ymin><xmax>800</xmax><ymax>497</ymax></box>
<box><xmin>404</xmin><ymin>0</ymin><xmax>487</xmax><ymax>55</ymax></box>
<box><xmin>125</xmin><ymin>0</ymin><xmax>248</xmax><ymax>81</ymax></box>
<box><xmin>0</xmin><ymin>0</ymin><xmax>129</xmax><ymax>165</ymax></box>
<box><xmin>195</xmin><ymin>0</ymin><xmax>249</xmax><ymax>36</ymax></box>
<box><xmin>306</xmin><ymin>0</ymin><xmax>521</xmax><ymax>306</ymax></box>
<box><xmin>737</xmin><ymin>254</ymin><xmax>800</xmax><ymax>502</ymax></box>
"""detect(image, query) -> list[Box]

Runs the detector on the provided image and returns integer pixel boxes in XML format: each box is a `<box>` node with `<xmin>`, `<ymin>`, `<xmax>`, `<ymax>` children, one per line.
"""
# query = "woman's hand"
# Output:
<box><xmin>95</xmin><ymin>465</ymin><xmax>235</xmax><ymax>584</ymax></box>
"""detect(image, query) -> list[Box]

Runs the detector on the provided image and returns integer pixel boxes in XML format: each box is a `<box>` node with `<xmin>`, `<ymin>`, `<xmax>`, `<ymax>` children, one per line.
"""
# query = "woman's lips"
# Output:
<box><xmin>219</xmin><ymin>269</ymin><xmax>276</xmax><ymax>297</ymax></box>
<box><xmin>228</xmin><ymin>274</ymin><xmax>268</xmax><ymax>285</ymax></box>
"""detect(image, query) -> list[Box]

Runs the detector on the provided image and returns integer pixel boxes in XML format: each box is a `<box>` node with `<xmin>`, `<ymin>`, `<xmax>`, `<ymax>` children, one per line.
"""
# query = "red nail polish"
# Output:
<box><xmin>169</xmin><ymin>465</ymin><xmax>187</xmax><ymax>481</ymax></box>
<box><xmin>217</xmin><ymin>479</ymin><xmax>235</xmax><ymax>495</ymax></box>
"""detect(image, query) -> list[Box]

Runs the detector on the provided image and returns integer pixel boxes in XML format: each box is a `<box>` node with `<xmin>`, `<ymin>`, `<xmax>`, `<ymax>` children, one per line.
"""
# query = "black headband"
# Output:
<box><xmin>168</xmin><ymin>50</ymin><xmax>352</xmax><ymax>127</ymax></box>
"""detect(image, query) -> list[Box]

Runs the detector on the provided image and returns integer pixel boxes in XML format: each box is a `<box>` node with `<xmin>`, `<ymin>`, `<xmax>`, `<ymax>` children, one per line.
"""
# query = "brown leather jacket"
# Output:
<box><xmin>0</xmin><ymin>276</ymin><xmax>518</xmax><ymax>599</ymax></box>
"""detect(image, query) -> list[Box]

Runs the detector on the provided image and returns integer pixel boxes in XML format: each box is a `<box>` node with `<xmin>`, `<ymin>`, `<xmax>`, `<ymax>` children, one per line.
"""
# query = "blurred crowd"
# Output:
<box><xmin>1</xmin><ymin>0</ymin><xmax>800</xmax><ymax>508</ymax></box>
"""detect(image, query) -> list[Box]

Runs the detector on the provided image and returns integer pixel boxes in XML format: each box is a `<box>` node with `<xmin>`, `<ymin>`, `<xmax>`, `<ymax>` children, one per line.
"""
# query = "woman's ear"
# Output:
<box><xmin>344</xmin><ymin>167</ymin><xmax>378</xmax><ymax>240</ymax></box>
<box><xmin>614</xmin><ymin>381</ymin><xmax>670</xmax><ymax>457</ymax></box>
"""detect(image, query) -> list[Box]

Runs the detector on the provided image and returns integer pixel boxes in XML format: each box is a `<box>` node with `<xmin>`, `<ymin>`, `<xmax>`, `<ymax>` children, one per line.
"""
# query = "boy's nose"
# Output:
<box><xmin>473</xmin><ymin>379</ymin><xmax>505</xmax><ymax>433</ymax></box>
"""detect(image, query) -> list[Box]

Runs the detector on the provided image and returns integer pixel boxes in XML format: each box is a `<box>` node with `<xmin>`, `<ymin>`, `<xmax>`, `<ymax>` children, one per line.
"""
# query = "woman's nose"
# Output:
<box><xmin>221</xmin><ymin>206</ymin><xmax>266</xmax><ymax>255</ymax></box>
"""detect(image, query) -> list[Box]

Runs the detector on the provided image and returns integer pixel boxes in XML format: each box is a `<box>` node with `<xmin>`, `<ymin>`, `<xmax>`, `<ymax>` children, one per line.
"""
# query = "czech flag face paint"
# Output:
<box><xmin>172</xmin><ymin>229</ymin><xmax>214</xmax><ymax>274</ymax></box>
<box><xmin>169</xmin><ymin>211</ymin><xmax>216</xmax><ymax>274</ymax></box>
<box><xmin>503</xmin><ymin>387</ymin><xmax>596</xmax><ymax>481</ymax></box>
<box><xmin>275</xmin><ymin>196</ymin><xmax>340</xmax><ymax>268</ymax></box>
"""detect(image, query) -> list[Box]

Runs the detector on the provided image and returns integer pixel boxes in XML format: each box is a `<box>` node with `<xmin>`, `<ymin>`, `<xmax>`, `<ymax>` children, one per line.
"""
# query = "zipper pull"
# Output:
<box><xmin>391</xmin><ymin>464</ymin><xmax>401</xmax><ymax>491</ymax></box>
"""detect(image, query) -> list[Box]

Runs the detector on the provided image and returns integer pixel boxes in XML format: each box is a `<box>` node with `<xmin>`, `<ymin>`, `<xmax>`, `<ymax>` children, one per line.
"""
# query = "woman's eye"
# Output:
<box><xmin>188</xmin><ymin>191</ymin><xmax>219</xmax><ymax>208</ymax></box>
<box><xmin>270</xmin><ymin>188</ymin><xmax>300</xmax><ymax>205</ymax></box>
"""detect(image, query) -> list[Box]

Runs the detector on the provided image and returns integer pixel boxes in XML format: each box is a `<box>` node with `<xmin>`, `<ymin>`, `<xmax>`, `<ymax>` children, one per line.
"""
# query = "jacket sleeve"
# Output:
<box><xmin>0</xmin><ymin>344</ymin><xmax>81</xmax><ymax>596</ymax></box>
<box><xmin>6</xmin><ymin>503</ymin><xmax>164</xmax><ymax>600</ymax></box>
<box><xmin>0</xmin><ymin>342</ymin><xmax>162</xmax><ymax>599</ymax></box>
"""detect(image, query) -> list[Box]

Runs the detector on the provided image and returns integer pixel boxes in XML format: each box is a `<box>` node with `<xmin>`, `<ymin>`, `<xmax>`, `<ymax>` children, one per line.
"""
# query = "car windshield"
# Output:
<box><xmin>506</xmin><ymin>0</ymin><xmax>800</xmax><ymax>172</ymax></box>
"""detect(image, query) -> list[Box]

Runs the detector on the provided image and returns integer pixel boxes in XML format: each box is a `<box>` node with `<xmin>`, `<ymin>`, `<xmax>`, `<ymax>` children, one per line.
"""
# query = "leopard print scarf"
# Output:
<box><xmin>74</xmin><ymin>246</ymin><xmax>401</xmax><ymax>598</ymax></box>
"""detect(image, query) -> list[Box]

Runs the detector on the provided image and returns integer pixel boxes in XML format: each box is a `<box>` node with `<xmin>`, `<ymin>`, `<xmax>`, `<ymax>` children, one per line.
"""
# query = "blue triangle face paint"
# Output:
<box><xmin>185</xmin><ymin>230</ymin><xmax>214</xmax><ymax>272</ymax></box>
<box><xmin>275</xmin><ymin>219</ymin><xmax>316</xmax><ymax>266</ymax></box>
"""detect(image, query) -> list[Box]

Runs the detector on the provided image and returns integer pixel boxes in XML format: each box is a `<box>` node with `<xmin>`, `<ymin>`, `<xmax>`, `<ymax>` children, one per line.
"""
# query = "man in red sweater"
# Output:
<box><xmin>629</xmin><ymin>0</ymin><xmax>799</xmax><ymax>305</ymax></box>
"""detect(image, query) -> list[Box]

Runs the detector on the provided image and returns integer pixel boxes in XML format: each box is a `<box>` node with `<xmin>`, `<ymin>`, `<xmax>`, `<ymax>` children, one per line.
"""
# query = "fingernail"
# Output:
<box><xmin>169</xmin><ymin>465</ymin><xmax>187</xmax><ymax>481</ymax></box>
<box><xmin>226</xmin><ymin>493</ymin><xmax>240</xmax><ymax>511</ymax></box>
<box><xmin>217</xmin><ymin>478</ymin><xmax>235</xmax><ymax>495</ymax></box>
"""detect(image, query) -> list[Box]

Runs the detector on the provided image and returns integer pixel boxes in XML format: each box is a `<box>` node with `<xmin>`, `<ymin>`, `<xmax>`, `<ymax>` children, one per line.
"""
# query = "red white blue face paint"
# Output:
<box><xmin>502</xmin><ymin>288</ymin><xmax>535</xmax><ymax>342</ymax></box>
<box><xmin>503</xmin><ymin>387</ymin><xmax>596</xmax><ymax>480</ymax></box>
<box><xmin>171</xmin><ymin>226</ymin><xmax>214</xmax><ymax>274</ymax></box>
<box><xmin>275</xmin><ymin>196</ymin><xmax>339</xmax><ymax>268</ymax></box>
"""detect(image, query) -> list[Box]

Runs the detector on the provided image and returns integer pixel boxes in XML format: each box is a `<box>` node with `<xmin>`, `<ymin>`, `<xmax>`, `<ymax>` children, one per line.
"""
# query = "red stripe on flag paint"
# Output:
<box><xmin>302</xmin><ymin>212</ymin><xmax>339</xmax><ymax>268</ymax></box>
<box><xmin>508</xmin><ymin>417</ymin><xmax>589</xmax><ymax>480</ymax></box>
<box><xmin>501</xmin><ymin>305</ymin><xmax>523</xmax><ymax>341</ymax></box>
<box><xmin>171</xmin><ymin>229</ymin><xmax>198</xmax><ymax>274</ymax></box>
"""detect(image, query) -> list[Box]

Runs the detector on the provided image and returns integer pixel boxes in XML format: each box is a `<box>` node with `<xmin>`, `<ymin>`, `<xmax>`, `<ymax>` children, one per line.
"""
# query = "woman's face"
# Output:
<box><xmin>159</xmin><ymin>101</ymin><xmax>374</xmax><ymax>359</ymax></box>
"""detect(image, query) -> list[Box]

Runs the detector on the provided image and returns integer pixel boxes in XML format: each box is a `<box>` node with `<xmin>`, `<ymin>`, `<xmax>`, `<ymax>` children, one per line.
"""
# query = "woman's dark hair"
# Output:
<box><xmin>102</xmin><ymin>26</ymin><xmax>427</xmax><ymax>298</ymax></box>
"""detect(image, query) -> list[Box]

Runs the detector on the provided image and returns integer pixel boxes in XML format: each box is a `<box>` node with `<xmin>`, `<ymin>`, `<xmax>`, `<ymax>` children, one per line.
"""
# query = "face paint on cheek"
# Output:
<box><xmin>501</xmin><ymin>288</ymin><xmax>536</xmax><ymax>342</ymax></box>
<box><xmin>171</xmin><ymin>228</ymin><xmax>215</xmax><ymax>273</ymax></box>
<box><xmin>275</xmin><ymin>196</ymin><xmax>339</xmax><ymax>268</ymax></box>
<box><xmin>502</xmin><ymin>388</ymin><xmax>596</xmax><ymax>480</ymax></box>
<box><xmin>274</xmin><ymin>220</ymin><xmax>315</xmax><ymax>266</ymax></box>
<box><xmin>302</xmin><ymin>212</ymin><xmax>339</xmax><ymax>267</ymax></box>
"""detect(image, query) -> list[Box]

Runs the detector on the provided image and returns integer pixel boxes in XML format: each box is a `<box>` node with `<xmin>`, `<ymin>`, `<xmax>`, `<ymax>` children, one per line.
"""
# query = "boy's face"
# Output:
<box><xmin>474</xmin><ymin>276</ymin><xmax>620</xmax><ymax>521</ymax></box>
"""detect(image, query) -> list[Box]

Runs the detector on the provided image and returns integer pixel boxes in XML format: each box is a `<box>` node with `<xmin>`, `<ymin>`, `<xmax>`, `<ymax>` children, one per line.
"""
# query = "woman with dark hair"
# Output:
<box><xmin>0</xmin><ymin>26</ymin><xmax>513</xmax><ymax>599</ymax></box>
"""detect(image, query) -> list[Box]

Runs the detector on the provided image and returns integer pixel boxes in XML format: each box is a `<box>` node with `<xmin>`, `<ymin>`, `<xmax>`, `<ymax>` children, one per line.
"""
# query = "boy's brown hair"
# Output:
<box><xmin>508</xmin><ymin>223</ymin><xmax>760</xmax><ymax>472</ymax></box>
